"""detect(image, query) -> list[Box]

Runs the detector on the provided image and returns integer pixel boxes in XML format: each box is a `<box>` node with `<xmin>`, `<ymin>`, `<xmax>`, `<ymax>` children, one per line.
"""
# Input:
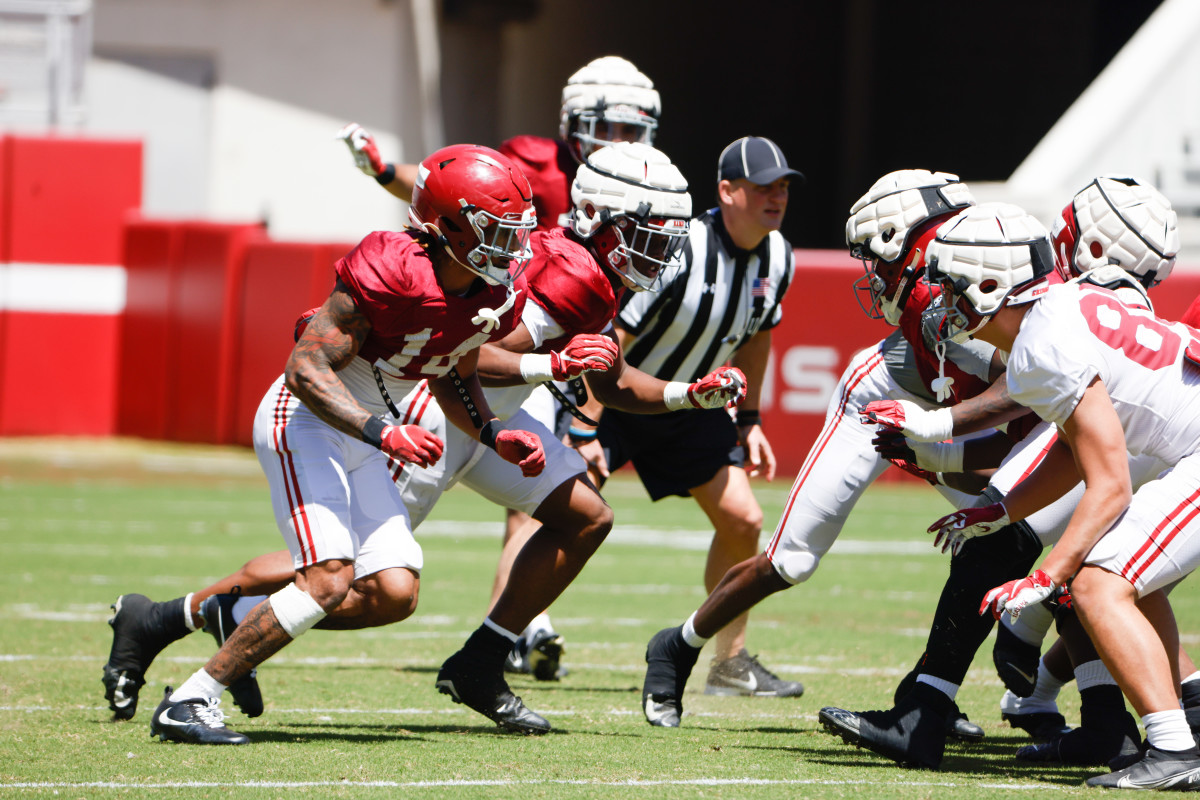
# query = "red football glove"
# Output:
<box><xmin>980</xmin><ymin>569</ymin><xmax>1057</xmax><ymax>620</ymax></box>
<box><xmin>859</xmin><ymin>399</ymin><xmax>954</xmax><ymax>443</ymax></box>
<box><xmin>550</xmin><ymin>334</ymin><xmax>619</xmax><ymax>380</ymax></box>
<box><xmin>380</xmin><ymin>424</ymin><xmax>444</xmax><ymax>468</ymax></box>
<box><xmin>679</xmin><ymin>367</ymin><xmax>748</xmax><ymax>410</ymax></box>
<box><xmin>338</xmin><ymin>123</ymin><xmax>385</xmax><ymax>177</ymax></box>
<box><xmin>495</xmin><ymin>429</ymin><xmax>545</xmax><ymax>477</ymax></box>
<box><xmin>927</xmin><ymin>502</ymin><xmax>1010</xmax><ymax>555</ymax></box>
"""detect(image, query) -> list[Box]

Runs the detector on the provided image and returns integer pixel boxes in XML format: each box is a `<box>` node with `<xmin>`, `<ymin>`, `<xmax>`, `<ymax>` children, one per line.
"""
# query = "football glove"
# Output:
<box><xmin>981</xmin><ymin>570</ymin><xmax>1057</xmax><ymax>621</ymax></box>
<box><xmin>550</xmin><ymin>334</ymin><xmax>619</xmax><ymax>380</ymax></box>
<box><xmin>495</xmin><ymin>429</ymin><xmax>546</xmax><ymax>477</ymax></box>
<box><xmin>860</xmin><ymin>399</ymin><xmax>954</xmax><ymax>443</ymax></box>
<box><xmin>664</xmin><ymin>367</ymin><xmax>748</xmax><ymax>410</ymax></box>
<box><xmin>928</xmin><ymin>502</ymin><xmax>1010</xmax><ymax>555</ymax></box>
<box><xmin>380</xmin><ymin>424</ymin><xmax>444</xmax><ymax>468</ymax></box>
<box><xmin>337</xmin><ymin>122</ymin><xmax>385</xmax><ymax>177</ymax></box>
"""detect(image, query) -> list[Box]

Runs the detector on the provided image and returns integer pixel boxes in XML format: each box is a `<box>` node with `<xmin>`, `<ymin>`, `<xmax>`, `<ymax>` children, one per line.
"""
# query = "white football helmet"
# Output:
<box><xmin>926</xmin><ymin>203</ymin><xmax>1055</xmax><ymax>344</ymax></box>
<box><xmin>1051</xmin><ymin>175</ymin><xmax>1179</xmax><ymax>288</ymax></box>
<box><xmin>570</xmin><ymin>142</ymin><xmax>691</xmax><ymax>292</ymax></box>
<box><xmin>559</xmin><ymin>56</ymin><xmax>660</xmax><ymax>164</ymax></box>
<box><xmin>846</xmin><ymin>170</ymin><xmax>976</xmax><ymax>325</ymax></box>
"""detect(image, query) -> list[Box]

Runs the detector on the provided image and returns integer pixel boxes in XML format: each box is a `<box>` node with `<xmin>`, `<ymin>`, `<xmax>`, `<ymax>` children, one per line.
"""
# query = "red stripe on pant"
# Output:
<box><xmin>388</xmin><ymin>379</ymin><xmax>435</xmax><ymax>481</ymax></box>
<box><xmin>1121</xmin><ymin>486</ymin><xmax>1200</xmax><ymax>585</ymax></box>
<box><xmin>271</xmin><ymin>385</ymin><xmax>317</xmax><ymax>566</ymax></box>
<box><xmin>1011</xmin><ymin>431</ymin><xmax>1059</xmax><ymax>488</ymax></box>
<box><xmin>766</xmin><ymin>348</ymin><xmax>885</xmax><ymax>560</ymax></box>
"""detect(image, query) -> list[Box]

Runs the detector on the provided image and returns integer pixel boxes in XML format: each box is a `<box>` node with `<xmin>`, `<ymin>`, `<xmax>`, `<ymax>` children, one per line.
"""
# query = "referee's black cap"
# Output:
<box><xmin>717</xmin><ymin>137</ymin><xmax>805</xmax><ymax>186</ymax></box>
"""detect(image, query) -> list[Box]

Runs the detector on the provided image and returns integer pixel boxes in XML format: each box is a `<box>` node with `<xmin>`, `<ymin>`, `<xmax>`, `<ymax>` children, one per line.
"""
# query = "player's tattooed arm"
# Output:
<box><xmin>284</xmin><ymin>279</ymin><xmax>375</xmax><ymax>439</ymax></box>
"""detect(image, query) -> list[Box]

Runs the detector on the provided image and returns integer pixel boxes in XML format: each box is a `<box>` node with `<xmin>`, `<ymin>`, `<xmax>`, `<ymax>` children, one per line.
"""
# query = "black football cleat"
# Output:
<box><xmin>946</xmin><ymin>706</ymin><xmax>985</xmax><ymax>743</ymax></box>
<box><xmin>102</xmin><ymin>594</ymin><xmax>188</xmax><ymax>720</ymax></box>
<box><xmin>819</xmin><ymin>684</ymin><xmax>954</xmax><ymax>770</ymax></box>
<box><xmin>993</xmin><ymin>623</ymin><xmax>1041</xmax><ymax>698</ymax></box>
<box><xmin>149</xmin><ymin>687</ymin><xmax>249</xmax><ymax>745</ymax></box>
<box><xmin>201</xmin><ymin>594</ymin><xmax>264</xmax><ymax>718</ymax></box>
<box><xmin>436</xmin><ymin>650</ymin><xmax>550</xmax><ymax>734</ymax></box>
<box><xmin>642</xmin><ymin>626</ymin><xmax>701</xmax><ymax>728</ymax></box>
<box><xmin>1085</xmin><ymin>745</ymin><xmax>1200</xmax><ymax>790</ymax></box>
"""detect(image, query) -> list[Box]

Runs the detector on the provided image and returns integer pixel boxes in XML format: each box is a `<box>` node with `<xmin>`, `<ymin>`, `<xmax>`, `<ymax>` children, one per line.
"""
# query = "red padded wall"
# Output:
<box><xmin>230</xmin><ymin>240</ymin><xmax>344</xmax><ymax>445</ymax></box>
<box><xmin>0</xmin><ymin>136</ymin><xmax>142</xmax><ymax>436</ymax></box>
<box><xmin>164</xmin><ymin>222</ymin><xmax>265</xmax><ymax>444</ymax></box>
<box><xmin>117</xmin><ymin>219</ymin><xmax>184</xmax><ymax>440</ymax></box>
<box><xmin>0</xmin><ymin>312</ymin><xmax>121</xmax><ymax>435</ymax></box>
<box><xmin>6</xmin><ymin>135</ymin><xmax>141</xmax><ymax>265</ymax></box>
<box><xmin>0</xmin><ymin>135</ymin><xmax>11</xmax><ymax>262</ymax></box>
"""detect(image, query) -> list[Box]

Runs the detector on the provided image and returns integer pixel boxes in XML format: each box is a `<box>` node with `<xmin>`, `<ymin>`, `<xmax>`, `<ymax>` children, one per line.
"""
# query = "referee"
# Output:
<box><xmin>587</xmin><ymin>136</ymin><xmax>803</xmax><ymax>697</ymax></box>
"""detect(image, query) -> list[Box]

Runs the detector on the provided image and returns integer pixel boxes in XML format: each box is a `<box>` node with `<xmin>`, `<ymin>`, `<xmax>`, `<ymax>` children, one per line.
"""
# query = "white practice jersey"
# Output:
<box><xmin>1007</xmin><ymin>282</ymin><xmax>1200</xmax><ymax>465</ymax></box>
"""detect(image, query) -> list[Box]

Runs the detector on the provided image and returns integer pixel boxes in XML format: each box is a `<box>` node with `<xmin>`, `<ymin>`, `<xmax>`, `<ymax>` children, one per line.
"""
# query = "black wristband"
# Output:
<box><xmin>736</xmin><ymin>409</ymin><xmax>761</xmax><ymax>427</ymax></box>
<box><xmin>480</xmin><ymin>419</ymin><xmax>500</xmax><ymax>450</ymax></box>
<box><xmin>374</xmin><ymin>163</ymin><xmax>396</xmax><ymax>186</ymax></box>
<box><xmin>362</xmin><ymin>416</ymin><xmax>387</xmax><ymax>448</ymax></box>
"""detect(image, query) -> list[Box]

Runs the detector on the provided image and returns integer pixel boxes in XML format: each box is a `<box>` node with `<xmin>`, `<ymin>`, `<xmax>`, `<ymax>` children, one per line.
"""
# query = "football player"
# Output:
<box><xmin>339</xmin><ymin>56</ymin><xmax>662</xmax><ymax>678</ymax></box>
<box><xmin>921</xmin><ymin>201</ymin><xmax>1200</xmax><ymax>790</ymax></box>
<box><xmin>639</xmin><ymin>170</ymin><xmax>1030</xmax><ymax>744</ymax></box>
<box><xmin>833</xmin><ymin>176</ymin><xmax>1182</xmax><ymax>770</ymax></box>
<box><xmin>104</xmin><ymin>143</ymin><xmax>747</xmax><ymax>737</ymax></box>
<box><xmin>134</xmin><ymin>144</ymin><xmax>547</xmax><ymax>744</ymax></box>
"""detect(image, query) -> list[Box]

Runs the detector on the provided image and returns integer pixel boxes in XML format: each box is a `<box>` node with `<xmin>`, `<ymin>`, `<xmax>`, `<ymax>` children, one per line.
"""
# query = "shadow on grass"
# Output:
<box><xmin>728</xmin><ymin>729</ymin><xmax>1101</xmax><ymax>787</ymax></box>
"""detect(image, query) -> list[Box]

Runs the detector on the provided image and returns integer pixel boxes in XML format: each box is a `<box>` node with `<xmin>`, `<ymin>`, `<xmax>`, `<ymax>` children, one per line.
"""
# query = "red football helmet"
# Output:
<box><xmin>408</xmin><ymin>144</ymin><xmax>536</xmax><ymax>287</ymax></box>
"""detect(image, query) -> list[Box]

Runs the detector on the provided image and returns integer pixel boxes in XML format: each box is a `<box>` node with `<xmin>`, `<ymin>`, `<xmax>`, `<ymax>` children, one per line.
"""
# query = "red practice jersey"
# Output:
<box><xmin>523</xmin><ymin>228</ymin><xmax>621</xmax><ymax>351</ymax></box>
<box><xmin>1182</xmin><ymin>293</ymin><xmax>1200</xmax><ymax>329</ymax></box>
<box><xmin>500</xmin><ymin>136</ymin><xmax>575</xmax><ymax>232</ymax></box>
<box><xmin>898</xmin><ymin>280</ymin><xmax>991</xmax><ymax>405</ymax></box>
<box><xmin>335</xmin><ymin>231</ymin><xmax>526</xmax><ymax>379</ymax></box>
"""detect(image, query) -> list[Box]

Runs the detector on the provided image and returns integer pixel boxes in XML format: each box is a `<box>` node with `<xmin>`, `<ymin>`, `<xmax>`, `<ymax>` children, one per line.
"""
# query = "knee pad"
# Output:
<box><xmin>770</xmin><ymin>548</ymin><xmax>818</xmax><ymax>585</ymax></box>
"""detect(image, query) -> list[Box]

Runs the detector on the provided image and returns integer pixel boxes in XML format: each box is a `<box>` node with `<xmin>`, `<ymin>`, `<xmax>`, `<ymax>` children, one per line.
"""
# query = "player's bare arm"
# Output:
<box><xmin>426</xmin><ymin>350</ymin><xmax>500</xmax><ymax>437</ymax></box>
<box><xmin>1036</xmin><ymin>378</ymin><xmax>1132</xmax><ymax>585</ymax></box>
<box><xmin>284</xmin><ymin>279</ymin><xmax>374</xmax><ymax>439</ymax></box>
<box><xmin>947</xmin><ymin>375</ymin><xmax>1031</xmax><ymax>437</ymax></box>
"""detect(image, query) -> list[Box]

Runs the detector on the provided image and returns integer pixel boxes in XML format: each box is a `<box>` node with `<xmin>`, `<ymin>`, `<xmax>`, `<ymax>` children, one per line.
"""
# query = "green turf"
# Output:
<box><xmin>2</xmin><ymin>437</ymin><xmax>1187</xmax><ymax>798</ymax></box>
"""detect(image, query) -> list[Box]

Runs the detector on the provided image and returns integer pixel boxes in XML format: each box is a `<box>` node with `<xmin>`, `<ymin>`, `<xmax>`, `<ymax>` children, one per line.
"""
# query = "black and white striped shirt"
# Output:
<box><xmin>617</xmin><ymin>208</ymin><xmax>795</xmax><ymax>382</ymax></box>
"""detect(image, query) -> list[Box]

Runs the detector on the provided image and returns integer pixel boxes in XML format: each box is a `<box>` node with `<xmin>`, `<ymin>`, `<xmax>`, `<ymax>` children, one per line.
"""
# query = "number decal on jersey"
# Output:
<box><xmin>1079</xmin><ymin>290</ymin><xmax>1180</xmax><ymax>370</ymax></box>
<box><xmin>383</xmin><ymin>328</ymin><xmax>492</xmax><ymax>377</ymax></box>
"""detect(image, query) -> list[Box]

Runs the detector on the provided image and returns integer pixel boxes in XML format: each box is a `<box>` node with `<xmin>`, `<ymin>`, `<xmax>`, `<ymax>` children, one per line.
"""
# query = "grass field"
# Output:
<box><xmin>4</xmin><ymin>437</ymin><xmax>1196</xmax><ymax>798</ymax></box>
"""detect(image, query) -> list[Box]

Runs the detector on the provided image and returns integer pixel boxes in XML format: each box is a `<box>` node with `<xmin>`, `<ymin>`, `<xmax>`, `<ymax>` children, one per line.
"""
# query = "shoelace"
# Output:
<box><xmin>746</xmin><ymin>654</ymin><xmax>783</xmax><ymax>681</ymax></box>
<box><xmin>191</xmin><ymin>698</ymin><xmax>227</xmax><ymax>727</ymax></box>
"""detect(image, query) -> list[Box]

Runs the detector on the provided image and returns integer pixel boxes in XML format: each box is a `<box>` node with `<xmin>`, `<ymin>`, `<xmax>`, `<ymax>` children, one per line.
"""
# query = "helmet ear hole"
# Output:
<box><xmin>979</xmin><ymin>278</ymin><xmax>999</xmax><ymax>293</ymax></box>
<box><xmin>1089</xmin><ymin>240</ymin><xmax>1104</xmax><ymax>259</ymax></box>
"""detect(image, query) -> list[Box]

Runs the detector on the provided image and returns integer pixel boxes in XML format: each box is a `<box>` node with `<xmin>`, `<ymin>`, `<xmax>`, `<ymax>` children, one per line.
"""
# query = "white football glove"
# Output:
<box><xmin>337</xmin><ymin>122</ymin><xmax>385</xmax><ymax>177</ymax></box>
<box><xmin>927</xmin><ymin>502</ymin><xmax>1010</xmax><ymax>555</ymax></box>
<box><xmin>663</xmin><ymin>367</ymin><xmax>748</xmax><ymax>410</ymax></box>
<box><xmin>859</xmin><ymin>399</ymin><xmax>955</xmax><ymax>442</ymax></box>
<box><xmin>980</xmin><ymin>570</ymin><xmax>1057</xmax><ymax>621</ymax></box>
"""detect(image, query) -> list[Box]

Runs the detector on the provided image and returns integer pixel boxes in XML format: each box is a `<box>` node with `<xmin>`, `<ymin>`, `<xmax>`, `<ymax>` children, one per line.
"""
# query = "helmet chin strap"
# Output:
<box><xmin>931</xmin><ymin>340</ymin><xmax>954</xmax><ymax>403</ymax></box>
<box><xmin>472</xmin><ymin>285</ymin><xmax>520</xmax><ymax>333</ymax></box>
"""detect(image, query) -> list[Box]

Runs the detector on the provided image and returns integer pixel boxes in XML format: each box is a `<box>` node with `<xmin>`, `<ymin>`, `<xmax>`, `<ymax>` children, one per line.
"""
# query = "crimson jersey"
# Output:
<box><xmin>500</xmin><ymin>136</ymin><xmax>575</xmax><ymax>232</ymax></box>
<box><xmin>335</xmin><ymin>231</ymin><xmax>526</xmax><ymax>380</ymax></box>
<box><xmin>1182</xmin><ymin>294</ymin><xmax>1200</xmax><ymax>329</ymax></box>
<box><xmin>897</xmin><ymin>280</ymin><xmax>992</xmax><ymax>405</ymax></box>
<box><xmin>524</xmin><ymin>228</ymin><xmax>620</xmax><ymax>352</ymax></box>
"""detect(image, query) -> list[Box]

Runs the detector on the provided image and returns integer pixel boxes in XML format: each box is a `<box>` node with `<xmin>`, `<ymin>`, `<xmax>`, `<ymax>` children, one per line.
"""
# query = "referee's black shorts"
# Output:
<box><xmin>598</xmin><ymin>407</ymin><xmax>745</xmax><ymax>501</ymax></box>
